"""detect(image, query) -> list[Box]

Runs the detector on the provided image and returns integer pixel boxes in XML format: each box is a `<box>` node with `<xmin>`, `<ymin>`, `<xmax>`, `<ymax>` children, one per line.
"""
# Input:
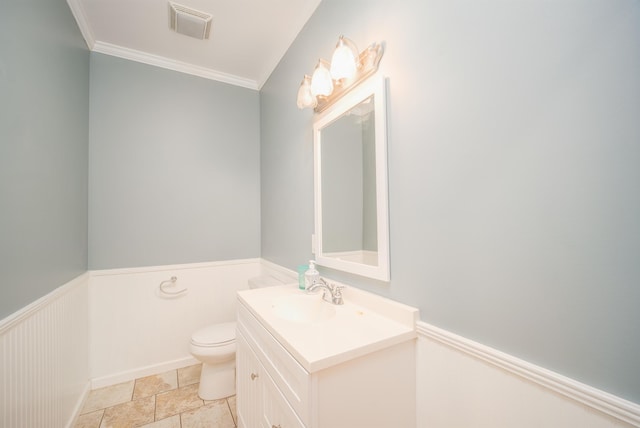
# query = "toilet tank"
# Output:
<box><xmin>248</xmin><ymin>275</ymin><xmax>284</xmax><ymax>289</ymax></box>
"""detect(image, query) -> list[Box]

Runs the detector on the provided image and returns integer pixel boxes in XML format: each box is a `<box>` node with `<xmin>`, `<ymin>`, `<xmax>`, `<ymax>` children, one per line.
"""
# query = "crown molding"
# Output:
<box><xmin>92</xmin><ymin>42</ymin><xmax>259</xmax><ymax>90</ymax></box>
<box><xmin>66</xmin><ymin>0</ymin><xmax>269</xmax><ymax>90</ymax></box>
<box><xmin>66</xmin><ymin>0</ymin><xmax>95</xmax><ymax>49</ymax></box>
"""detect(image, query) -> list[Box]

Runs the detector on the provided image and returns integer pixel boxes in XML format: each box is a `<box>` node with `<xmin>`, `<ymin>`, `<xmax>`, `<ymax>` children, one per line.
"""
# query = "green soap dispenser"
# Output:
<box><xmin>297</xmin><ymin>264</ymin><xmax>308</xmax><ymax>290</ymax></box>
<box><xmin>304</xmin><ymin>260</ymin><xmax>319</xmax><ymax>290</ymax></box>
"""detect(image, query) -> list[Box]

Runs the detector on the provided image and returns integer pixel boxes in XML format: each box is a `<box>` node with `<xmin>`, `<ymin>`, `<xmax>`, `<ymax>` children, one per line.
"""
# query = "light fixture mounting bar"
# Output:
<box><xmin>314</xmin><ymin>42</ymin><xmax>384</xmax><ymax>113</ymax></box>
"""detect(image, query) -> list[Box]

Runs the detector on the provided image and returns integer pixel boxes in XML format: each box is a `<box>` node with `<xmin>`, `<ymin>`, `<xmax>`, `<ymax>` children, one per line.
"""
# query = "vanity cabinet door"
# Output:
<box><xmin>239</xmin><ymin>329</ymin><xmax>306</xmax><ymax>428</ymax></box>
<box><xmin>261</xmin><ymin>368</ymin><xmax>305</xmax><ymax>428</ymax></box>
<box><xmin>237</xmin><ymin>302</ymin><xmax>311</xmax><ymax>424</ymax></box>
<box><xmin>237</xmin><ymin>332</ymin><xmax>263</xmax><ymax>428</ymax></box>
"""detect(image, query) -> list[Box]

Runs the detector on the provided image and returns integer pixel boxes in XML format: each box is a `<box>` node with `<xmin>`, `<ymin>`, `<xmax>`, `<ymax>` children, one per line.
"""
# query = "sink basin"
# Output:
<box><xmin>272</xmin><ymin>293</ymin><xmax>336</xmax><ymax>323</ymax></box>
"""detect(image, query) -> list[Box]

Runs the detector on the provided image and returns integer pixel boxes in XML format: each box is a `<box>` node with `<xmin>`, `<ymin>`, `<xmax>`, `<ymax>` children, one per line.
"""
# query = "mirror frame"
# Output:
<box><xmin>313</xmin><ymin>74</ymin><xmax>390</xmax><ymax>281</ymax></box>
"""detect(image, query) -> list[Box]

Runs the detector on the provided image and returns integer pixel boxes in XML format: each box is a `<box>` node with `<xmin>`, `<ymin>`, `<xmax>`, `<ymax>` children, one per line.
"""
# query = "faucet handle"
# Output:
<box><xmin>329</xmin><ymin>282</ymin><xmax>344</xmax><ymax>305</ymax></box>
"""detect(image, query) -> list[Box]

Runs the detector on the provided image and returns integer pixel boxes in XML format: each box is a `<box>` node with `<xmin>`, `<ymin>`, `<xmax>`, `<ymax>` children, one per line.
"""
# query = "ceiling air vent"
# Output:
<box><xmin>169</xmin><ymin>2</ymin><xmax>212</xmax><ymax>40</ymax></box>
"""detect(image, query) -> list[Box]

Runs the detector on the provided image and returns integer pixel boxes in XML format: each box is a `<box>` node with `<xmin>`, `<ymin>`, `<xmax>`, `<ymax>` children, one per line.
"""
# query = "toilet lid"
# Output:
<box><xmin>191</xmin><ymin>322</ymin><xmax>236</xmax><ymax>347</ymax></box>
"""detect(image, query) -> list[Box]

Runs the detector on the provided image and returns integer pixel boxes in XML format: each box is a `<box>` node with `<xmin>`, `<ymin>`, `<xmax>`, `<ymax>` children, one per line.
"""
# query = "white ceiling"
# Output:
<box><xmin>67</xmin><ymin>0</ymin><xmax>322</xmax><ymax>90</ymax></box>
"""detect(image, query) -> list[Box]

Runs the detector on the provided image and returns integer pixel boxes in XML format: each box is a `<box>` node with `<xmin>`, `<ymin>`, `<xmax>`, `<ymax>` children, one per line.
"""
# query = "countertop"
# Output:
<box><xmin>237</xmin><ymin>284</ymin><xmax>418</xmax><ymax>372</ymax></box>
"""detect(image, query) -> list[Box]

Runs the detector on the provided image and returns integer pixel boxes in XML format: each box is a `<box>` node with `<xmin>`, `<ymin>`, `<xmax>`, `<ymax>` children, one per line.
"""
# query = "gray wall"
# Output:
<box><xmin>260</xmin><ymin>0</ymin><xmax>640</xmax><ymax>403</ymax></box>
<box><xmin>0</xmin><ymin>0</ymin><xmax>89</xmax><ymax>319</ymax></box>
<box><xmin>89</xmin><ymin>53</ymin><xmax>261</xmax><ymax>269</ymax></box>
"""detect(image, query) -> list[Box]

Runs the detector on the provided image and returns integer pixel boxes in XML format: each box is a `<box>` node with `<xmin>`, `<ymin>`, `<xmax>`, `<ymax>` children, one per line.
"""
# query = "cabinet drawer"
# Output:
<box><xmin>237</xmin><ymin>302</ymin><xmax>310</xmax><ymax>425</ymax></box>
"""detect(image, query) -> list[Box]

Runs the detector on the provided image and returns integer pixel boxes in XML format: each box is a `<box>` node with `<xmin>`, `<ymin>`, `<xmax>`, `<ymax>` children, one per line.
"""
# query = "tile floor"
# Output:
<box><xmin>74</xmin><ymin>364</ymin><xmax>237</xmax><ymax>428</ymax></box>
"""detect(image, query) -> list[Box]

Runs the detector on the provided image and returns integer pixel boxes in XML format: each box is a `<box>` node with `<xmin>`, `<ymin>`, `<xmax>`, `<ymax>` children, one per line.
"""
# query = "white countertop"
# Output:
<box><xmin>237</xmin><ymin>284</ymin><xmax>419</xmax><ymax>372</ymax></box>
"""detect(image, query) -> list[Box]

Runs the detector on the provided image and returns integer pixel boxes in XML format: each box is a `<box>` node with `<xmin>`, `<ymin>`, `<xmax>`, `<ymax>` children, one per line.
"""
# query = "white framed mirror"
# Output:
<box><xmin>313</xmin><ymin>74</ymin><xmax>389</xmax><ymax>281</ymax></box>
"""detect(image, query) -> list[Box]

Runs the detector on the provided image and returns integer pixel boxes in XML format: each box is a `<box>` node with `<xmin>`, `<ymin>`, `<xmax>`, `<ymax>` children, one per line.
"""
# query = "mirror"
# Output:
<box><xmin>313</xmin><ymin>75</ymin><xmax>389</xmax><ymax>281</ymax></box>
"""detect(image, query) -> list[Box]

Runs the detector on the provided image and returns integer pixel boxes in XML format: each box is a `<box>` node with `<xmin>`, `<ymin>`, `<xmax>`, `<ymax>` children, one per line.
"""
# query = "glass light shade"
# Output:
<box><xmin>296</xmin><ymin>75</ymin><xmax>317</xmax><ymax>109</ymax></box>
<box><xmin>330</xmin><ymin>36</ymin><xmax>358</xmax><ymax>80</ymax></box>
<box><xmin>310</xmin><ymin>60</ymin><xmax>333</xmax><ymax>97</ymax></box>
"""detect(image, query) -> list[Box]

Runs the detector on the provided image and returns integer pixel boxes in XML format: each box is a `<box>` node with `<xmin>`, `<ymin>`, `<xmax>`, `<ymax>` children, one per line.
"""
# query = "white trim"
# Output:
<box><xmin>92</xmin><ymin>41</ymin><xmax>259</xmax><ymax>90</ymax></box>
<box><xmin>259</xmin><ymin>259</ymin><xmax>298</xmax><ymax>281</ymax></box>
<box><xmin>0</xmin><ymin>272</ymin><xmax>90</xmax><ymax>335</ymax></box>
<box><xmin>417</xmin><ymin>321</ymin><xmax>640</xmax><ymax>427</ymax></box>
<box><xmin>312</xmin><ymin>75</ymin><xmax>390</xmax><ymax>281</ymax></box>
<box><xmin>90</xmin><ymin>356</ymin><xmax>199</xmax><ymax>390</ymax></box>
<box><xmin>66</xmin><ymin>0</ymin><xmax>95</xmax><ymax>49</ymax></box>
<box><xmin>90</xmin><ymin>258</ymin><xmax>261</xmax><ymax>277</ymax></box>
<box><xmin>66</xmin><ymin>382</ymin><xmax>91</xmax><ymax>428</ymax></box>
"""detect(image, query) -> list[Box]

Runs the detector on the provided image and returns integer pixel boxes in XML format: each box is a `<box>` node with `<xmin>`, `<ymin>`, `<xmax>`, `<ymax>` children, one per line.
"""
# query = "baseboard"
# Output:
<box><xmin>417</xmin><ymin>321</ymin><xmax>640</xmax><ymax>427</ymax></box>
<box><xmin>66</xmin><ymin>381</ymin><xmax>91</xmax><ymax>428</ymax></box>
<box><xmin>90</xmin><ymin>356</ymin><xmax>200</xmax><ymax>390</ymax></box>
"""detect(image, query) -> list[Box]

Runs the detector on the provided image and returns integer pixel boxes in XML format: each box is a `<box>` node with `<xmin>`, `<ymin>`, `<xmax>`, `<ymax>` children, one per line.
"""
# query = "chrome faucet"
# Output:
<box><xmin>306</xmin><ymin>278</ymin><xmax>344</xmax><ymax>305</ymax></box>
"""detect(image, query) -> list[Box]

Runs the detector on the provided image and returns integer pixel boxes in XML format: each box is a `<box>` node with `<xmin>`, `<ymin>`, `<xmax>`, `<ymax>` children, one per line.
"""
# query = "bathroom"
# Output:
<box><xmin>1</xmin><ymin>0</ymin><xmax>639</xmax><ymax>427</ymax></box>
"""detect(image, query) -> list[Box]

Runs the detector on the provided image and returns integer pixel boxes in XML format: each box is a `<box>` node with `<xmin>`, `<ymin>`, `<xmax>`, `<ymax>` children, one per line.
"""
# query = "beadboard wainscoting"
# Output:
<box><xmin>89</xmin><ymin>259</ymin><xmax>264</xmax><ymax>389</ymax></box>
<box><xmin>416</xmin><ymin>322</ymin><xmax>640</xmax><ymax>427</ymax></box>
<box><xmin>0</xmin><ymin>273</ymin><xmax>90</xmax><ymax>428</ymax></box>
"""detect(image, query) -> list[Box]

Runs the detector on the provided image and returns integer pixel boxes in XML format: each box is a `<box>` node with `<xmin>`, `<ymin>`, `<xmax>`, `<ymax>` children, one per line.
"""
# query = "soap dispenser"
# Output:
<box><xmin>304</xmin><ymin>260</ymin><xmax>319</xmax><ymax>290</ymax></box>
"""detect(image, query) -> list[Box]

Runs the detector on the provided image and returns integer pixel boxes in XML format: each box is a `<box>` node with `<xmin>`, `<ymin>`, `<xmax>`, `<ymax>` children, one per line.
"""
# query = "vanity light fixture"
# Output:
<box><xmin>296</xmin><ymin>75</ymin><xmax>317</xmax><ymax>109</ymax></box>
<box><xmin>296</xmin><ymin>35</ymin><xmax>384</xmax><ymax>113</ymax></box>
<box><xmin>330</xmin><ymin>36</ymin><xmax>359</xmax><ymax>80</ymax></box>
<box><xmin>310</xmin><ymin>59</ymin><xmax>334</xmax><ymax>97</ymax></box>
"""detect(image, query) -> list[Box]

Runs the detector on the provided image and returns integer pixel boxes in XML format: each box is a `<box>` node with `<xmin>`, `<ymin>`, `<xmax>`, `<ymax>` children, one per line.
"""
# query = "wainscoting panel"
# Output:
<box><xmin>0</xmin><ymin>273</ymin><xmax>90</xmax><ymax>428</ymax></box>
<box><xmin>416</xmin><ymin>322</ymin><xmax>640</xmax><ymax>427</ymax></box>
<box><xmin>89</xmin><ymin>259</ymin><xmax>264</xmax><ymax>388</ymax></box>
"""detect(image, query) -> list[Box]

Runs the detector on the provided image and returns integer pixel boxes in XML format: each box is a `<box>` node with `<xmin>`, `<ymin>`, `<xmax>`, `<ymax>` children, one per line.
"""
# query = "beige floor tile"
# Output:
<box><xmin>156</xmin><ymin>383</ymin><xmax>204</xmax><ymax>420</ymax></box>
<box><xmin>227</xmin><ymin>396</ymin><xmax>237</xmax><ymax>426</ymax></box>
<box><xmin>204</xmin><ymin>396</ymin><xmax>237</xmax><ymax>425</ymax></box>
<box><xmin>177</xmin><ymin>364</ymin><xmax>202</xmax><ymax>387</ymax></box>
<box><xmin>138</xmin><ymin>414</ymin><xmax>181</xmax><ymax>428</ymax></box>
<box><xmin>180</xmin><ymin>400</ymin><xmax>236</xmax><ymax>428</ymax></box>
<box><xmin>133</xmin><ymin>370</ymin><xmax>178</xmax><ymax>399</ymax></box>
<box><xmin>74</xmin><ymin>409</ymin><xmax>104</xmax><ymax>428</ymax></box>
<box><xmin>100</xmin><ymin>395</ymin><xmax>155</xmax><ymax>428</ymax></box>
<box><xmin>81</xmin><ymin>381</ymin><xmax>135</xmax><ymax>414</ymax></box>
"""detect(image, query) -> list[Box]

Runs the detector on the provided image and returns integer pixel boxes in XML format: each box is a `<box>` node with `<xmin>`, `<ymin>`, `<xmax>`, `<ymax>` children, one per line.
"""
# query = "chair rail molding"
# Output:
<box><xmin>417</xmin><ymin>321</ymin><xmax>640</xmax><ymax>427</ymax></box>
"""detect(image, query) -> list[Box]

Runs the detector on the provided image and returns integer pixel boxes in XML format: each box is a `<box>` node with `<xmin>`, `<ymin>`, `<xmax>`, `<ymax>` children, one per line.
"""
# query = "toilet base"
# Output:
<box><xmin>198</xmin><ymin>359</ymin><xmax>236</xmax><ymax>400</ymax></box>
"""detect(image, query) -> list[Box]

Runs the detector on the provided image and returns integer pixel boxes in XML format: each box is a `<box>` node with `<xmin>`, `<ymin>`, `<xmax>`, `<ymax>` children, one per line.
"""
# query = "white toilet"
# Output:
<box><xmin>189</xmin><ymin>275</ymin><xmax>284</xmax><ymax>400</ymax></box>
<box><xmin>189</xmin><ymin>321</ymin><xmax>237</xmax><ymax>400</ymax></box>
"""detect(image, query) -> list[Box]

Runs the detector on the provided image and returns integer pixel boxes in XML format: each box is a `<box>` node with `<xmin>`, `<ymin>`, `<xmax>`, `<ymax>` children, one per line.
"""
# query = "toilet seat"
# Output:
<box><xmin>191</xmin><ymin>322</ymin><xmax>236</xmax><ymax>347</ymax></box>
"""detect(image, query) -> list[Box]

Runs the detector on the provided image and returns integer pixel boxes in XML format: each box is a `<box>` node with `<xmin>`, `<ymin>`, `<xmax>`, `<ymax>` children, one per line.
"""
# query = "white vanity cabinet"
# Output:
<box><xmin>236</xmin><ymin>332</ymin><xmax>263</xmax><ymax>428</ymax></box>
<box><xmin>236</xmin><ymin>286</ymin><xmax>418</xmax><ymax>428</ymax></box>
<box><xmin>236</xmin><ymin>331</ymin><xmax>304</xmax><ymax>428</ymax></box>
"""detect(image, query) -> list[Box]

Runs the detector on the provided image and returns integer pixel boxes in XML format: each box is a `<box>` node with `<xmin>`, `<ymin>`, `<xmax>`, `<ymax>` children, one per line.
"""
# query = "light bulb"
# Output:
<box><xmin>330</xmin><ymin>36</ymin><xmax>358</xmax><ymax>81</ymax></box>
<box><xmin>310</xmin><ymin>60</ymin><xmax>333</xmax><ymax>97</ymax></box>
<box><xmin>296</xmin><ymin>75</ymin><xmax>317</xmax><ymax>109</ymax></box>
